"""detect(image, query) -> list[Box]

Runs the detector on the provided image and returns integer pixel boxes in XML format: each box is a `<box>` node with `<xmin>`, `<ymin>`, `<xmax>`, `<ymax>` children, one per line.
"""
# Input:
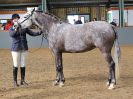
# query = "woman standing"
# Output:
<box><xmin>9</xmin><ymin>14</ymin><xmax>42</xmax><ymax>87</ymax></box>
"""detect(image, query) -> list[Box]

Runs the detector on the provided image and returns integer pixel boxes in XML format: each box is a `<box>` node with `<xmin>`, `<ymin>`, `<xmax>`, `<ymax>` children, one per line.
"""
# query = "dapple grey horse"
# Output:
<box><xmin>17</xmin><ymin>10</ymin><xmax>120</xmax><ymax>89</ymax></box>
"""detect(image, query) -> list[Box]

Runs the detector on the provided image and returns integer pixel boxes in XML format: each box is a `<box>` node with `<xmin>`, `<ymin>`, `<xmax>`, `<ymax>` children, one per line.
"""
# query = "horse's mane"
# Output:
<box><xmin>35</xmin><ymin>10</ymin><xmax>63</xmax><ymax>23</ymax></box>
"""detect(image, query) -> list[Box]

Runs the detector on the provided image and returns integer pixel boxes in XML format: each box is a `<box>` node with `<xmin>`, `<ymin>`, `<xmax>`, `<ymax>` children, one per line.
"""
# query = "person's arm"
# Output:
<box><xmin>26</xmin><ymin>28</ymin><xmax>42</xmax><ymax>36</ymax></box>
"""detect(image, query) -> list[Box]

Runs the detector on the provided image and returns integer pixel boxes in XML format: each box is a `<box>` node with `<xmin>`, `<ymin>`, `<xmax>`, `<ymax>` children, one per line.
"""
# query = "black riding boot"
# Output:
<box><xmin>20</xmin><ymin>67</ymin><xmax>28</xmax><ymax>85</ymax></box>
<box><xmin>13</xmin><ymin>67</ymin><xmax>19</xmax><ymax>87</ymax></box>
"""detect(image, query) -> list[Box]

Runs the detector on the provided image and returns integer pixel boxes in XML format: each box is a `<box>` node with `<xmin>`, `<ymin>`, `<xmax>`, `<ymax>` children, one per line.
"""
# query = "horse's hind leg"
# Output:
<box><xmin>53</xmin><ymin>51</ymin><xmax>65</xmax><ymax>87</ymax></box>
<box><xmin>101</xmin><ymin>51</ymin><xmax>116</xmax><ymax>89</ymax></box>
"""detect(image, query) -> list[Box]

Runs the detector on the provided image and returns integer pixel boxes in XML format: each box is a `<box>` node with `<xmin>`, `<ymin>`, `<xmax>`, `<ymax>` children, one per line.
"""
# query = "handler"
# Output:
<box><xmin>9</xmin><ymin>13</ymin><xmax>42</xmax><ymax>87</ymax></box>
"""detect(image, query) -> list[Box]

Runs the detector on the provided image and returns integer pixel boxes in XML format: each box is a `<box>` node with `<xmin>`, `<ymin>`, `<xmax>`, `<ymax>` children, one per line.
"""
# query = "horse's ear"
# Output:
<box><xmin>35</xmin><ymin>10</ymin><xmax>43</xmax><ymax>13</ymax></box>
<box><xmin>30</xmin><ymin>8</ymin><xmax>36</xmax><ymax>15</ymax></box>
<box><xmin>44</xmin><ymin>10</ymin><xmax>49</xmax><ymax>14</ymax></box>
<box><xmin>32</xmin><ymin>8</ymin><xmax>35</xmax><ymax>13</ymax></box>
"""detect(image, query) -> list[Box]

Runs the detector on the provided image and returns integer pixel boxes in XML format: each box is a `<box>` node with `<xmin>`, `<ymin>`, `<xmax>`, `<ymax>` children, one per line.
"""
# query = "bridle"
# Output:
<box><xmin>18</xmin><ymin>9</ymin><xmax>35</xmax><ymax>25</ymax></box>
<box><xmin>15</xmin><ymin>9</ymin><xmax>48</xmax><ymax>53</ymax></box>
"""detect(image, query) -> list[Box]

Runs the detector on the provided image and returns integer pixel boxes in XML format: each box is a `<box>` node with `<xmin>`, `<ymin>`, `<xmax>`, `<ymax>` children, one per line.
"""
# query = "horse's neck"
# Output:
<box><xmin>34</xmin><ymin>13</ymin><xmax>59</xmax><ymax>32</ymax></box>
<box><xmin>34</xmin><ymin>18</ymin><xmax>48</xmax><ymax>30</ymax></box>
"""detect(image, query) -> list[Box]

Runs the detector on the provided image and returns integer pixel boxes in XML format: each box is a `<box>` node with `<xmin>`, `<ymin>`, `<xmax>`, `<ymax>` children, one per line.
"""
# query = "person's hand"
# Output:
<box><xmin>13</xmin><ymin>22</ymin><xmax>19</xmax><ymax>31</ymax></box>
<box><xmin>39</xmin><ymin>31</ymin><xmax>43</xmax><ymax>35</ymax></box>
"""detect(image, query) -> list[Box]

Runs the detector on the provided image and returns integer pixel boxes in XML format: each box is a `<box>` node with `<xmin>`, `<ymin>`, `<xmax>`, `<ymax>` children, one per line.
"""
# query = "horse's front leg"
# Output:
<box><xmin>53</xmin><ymin>52</ymin><xmax>65</xmax><ymax>87</ymax></box>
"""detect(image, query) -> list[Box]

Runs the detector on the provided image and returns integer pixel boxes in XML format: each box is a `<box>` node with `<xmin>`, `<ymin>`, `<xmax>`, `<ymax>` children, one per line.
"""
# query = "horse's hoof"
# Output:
<box><xmin>53</xmin><ymin>80</ymin><xmax>59</xmax><ymax>86</ymax></box>
<box><xmin>59</xmin><ymin>82</ymin><xmax>64</xmax><ymax>87</ymax></box>
<box><xmin>108</xmin><ymin>83</ymin><xmax>115</xmax><ymax>90</ymax></box>
<box><xmin>106</xmin><ymin>81</ymin><xmax>110</xmax><ymax>86</ymax></box>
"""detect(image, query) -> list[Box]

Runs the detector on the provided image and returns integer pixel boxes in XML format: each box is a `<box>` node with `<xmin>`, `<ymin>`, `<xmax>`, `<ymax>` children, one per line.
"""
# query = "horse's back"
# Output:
<box><xmin>86</xmin><ymin>21</ymin><xmax>112</xmax><ymax>30</ymax></box>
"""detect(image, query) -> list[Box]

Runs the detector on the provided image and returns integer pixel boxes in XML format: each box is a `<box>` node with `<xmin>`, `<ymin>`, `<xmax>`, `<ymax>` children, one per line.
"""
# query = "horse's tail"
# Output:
<box><xmin>112</xmin><ymin>26</ymin><xmax>121</xmax><ymax>80</ymax></box>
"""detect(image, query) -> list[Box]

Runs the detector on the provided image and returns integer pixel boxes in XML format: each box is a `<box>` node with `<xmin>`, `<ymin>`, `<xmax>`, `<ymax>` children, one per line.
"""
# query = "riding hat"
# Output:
<box><xmin>12</xmin><ymin>14</ymin><xmax>20</xmax><ymax>19</ymax></box>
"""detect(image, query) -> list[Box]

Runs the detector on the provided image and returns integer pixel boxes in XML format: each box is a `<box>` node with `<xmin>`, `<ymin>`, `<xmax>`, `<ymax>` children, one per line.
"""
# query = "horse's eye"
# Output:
<box><xmin>24</xmin><ymin>15</ymin><xmax>29</xmax><ymax>18</ymax></box>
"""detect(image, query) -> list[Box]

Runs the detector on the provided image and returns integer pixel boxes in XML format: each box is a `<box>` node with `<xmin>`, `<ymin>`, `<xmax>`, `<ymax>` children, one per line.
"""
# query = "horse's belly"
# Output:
<box><xmin>64</xmin><ymin>44</ymin><xmax>95</xmax><ymax>53</ymax></box>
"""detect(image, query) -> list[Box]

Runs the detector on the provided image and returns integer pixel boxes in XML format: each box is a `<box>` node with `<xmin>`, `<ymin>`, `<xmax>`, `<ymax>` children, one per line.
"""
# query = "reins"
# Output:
<box><xmin>16</xmin><ymin>9</ymin><xmax>61</xmax><ymax>53</ymax></box>
<box><xmin>16</xmin><ymin>9</ymin><xmax>47</xmax><ymax>53</ymax></box>
<box><xmin>28</xmin><ymin>33</ymin><xmax>46</xmax><ymax>53</ymax></box>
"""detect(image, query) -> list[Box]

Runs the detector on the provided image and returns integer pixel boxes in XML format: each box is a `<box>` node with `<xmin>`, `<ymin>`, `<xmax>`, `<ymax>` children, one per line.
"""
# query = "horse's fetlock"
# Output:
<box><xmin>57</xmin><ymin>67</ymin><xmax>63</xmax><ymax>72</ymax></box>
<box><xmin>108</xmin><ymin>79</ymin><xmax>112</xmax><ymax>84</ymax></box>
<box><xmin>111</xmin><ymin>79</ymin><xmax>116</xmax><ymax>84</ymax></box>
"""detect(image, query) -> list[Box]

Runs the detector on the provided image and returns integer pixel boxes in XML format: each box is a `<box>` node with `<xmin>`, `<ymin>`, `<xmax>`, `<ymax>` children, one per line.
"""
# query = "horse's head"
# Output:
<box><xmin>17</xmin><ymin>9</ymin><xmax>60</xmax><ymax>32</ymax></box>
<box><xmin>17</xmin><ymin>8</ymin><xmax>36</xmax><ymax>29</ymax></box>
